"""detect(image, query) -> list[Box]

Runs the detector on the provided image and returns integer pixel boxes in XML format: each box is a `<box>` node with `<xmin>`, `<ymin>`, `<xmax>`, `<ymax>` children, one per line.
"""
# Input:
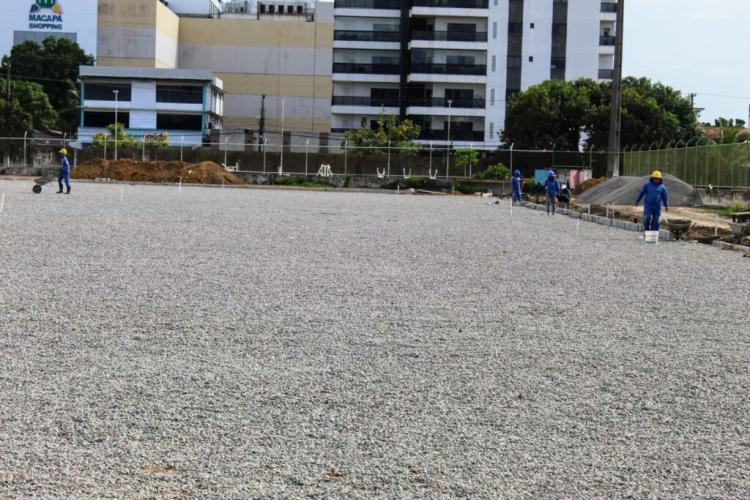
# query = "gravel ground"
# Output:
<box><xmin>0</xmin><ymin>180</ymin><xmax>748</xmax><ymax>498</ymax></box>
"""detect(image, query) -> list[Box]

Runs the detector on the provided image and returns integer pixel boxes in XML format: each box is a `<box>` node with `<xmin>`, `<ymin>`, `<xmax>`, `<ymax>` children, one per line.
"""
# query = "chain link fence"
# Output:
<box><xmin>623</xmin><ymin>142</ymin><xmax>750</xmax><ymax>188</ymax></box>
<box><xmin>0</xmin><ymin>136</ymin><xmax>610</xmax><ymax>179</ymax></box>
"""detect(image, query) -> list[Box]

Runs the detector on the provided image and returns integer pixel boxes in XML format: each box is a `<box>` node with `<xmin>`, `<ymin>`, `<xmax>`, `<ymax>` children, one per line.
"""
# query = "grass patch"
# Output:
<box><xmin>700</xmin><ymin>202</ymin><xmax>750</xmax><ymax>217</ymax></box>
<box><xmin>272</xmin><ymin>176</ymin><xmax>335</xmax><ymax>188</ymax></box>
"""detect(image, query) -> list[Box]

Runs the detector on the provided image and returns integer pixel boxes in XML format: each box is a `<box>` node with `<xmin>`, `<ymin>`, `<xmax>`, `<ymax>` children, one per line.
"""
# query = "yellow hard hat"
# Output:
<box><xmin>59</xmin><ymin>148</ymin><xmax>68</xmax><ymax>155</ymax></box>
<box><xmin>650</xmin><ymin>170</ymin><xmax>662</xmax><ymax>179</ymax></box>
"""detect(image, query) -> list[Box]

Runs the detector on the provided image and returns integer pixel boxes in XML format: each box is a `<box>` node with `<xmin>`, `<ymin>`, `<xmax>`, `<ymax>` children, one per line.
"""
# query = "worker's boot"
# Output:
<box><xmin>66</xmin><ymin>186</ymin><xmax>71</xmax><ymax>194</ymax></box>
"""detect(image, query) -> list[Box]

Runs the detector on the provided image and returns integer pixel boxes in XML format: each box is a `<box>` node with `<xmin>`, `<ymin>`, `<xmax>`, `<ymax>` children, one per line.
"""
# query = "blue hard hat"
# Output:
<box><xmin>548</xmin><ymin>171</ymin><xmax>556</xmax><ymax>178</ymax></box>
<box><xmin>514</xmin><ymin>169</ymin><xmax>521</xmax><ymax>177</ymax></box>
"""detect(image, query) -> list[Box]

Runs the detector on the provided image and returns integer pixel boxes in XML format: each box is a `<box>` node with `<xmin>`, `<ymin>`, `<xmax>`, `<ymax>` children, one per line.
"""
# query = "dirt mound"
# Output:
<box><xmin>72</xmin><ymin>160</ymin><xmax>245</xmax><ymax>185</ymax></box>
<box><xmin>573</xmin><ymin>176</ymin><xmax>606</xmax><ymax>195</ymax></box>
<box><xmin>575</xmin><ymin>174</ymin><xmax>701</xmax><ymax>207</ymax></box>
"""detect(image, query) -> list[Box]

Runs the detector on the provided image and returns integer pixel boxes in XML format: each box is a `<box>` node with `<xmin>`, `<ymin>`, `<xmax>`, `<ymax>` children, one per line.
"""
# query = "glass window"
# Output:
<box><xmin>83</xmin><ymin>111</ymin><xmax>130</xmax><ymax>128</ymax></box>
<box><xmin>156</xmin><ymin>113</ymin><xmax>203</xmax><ymax>131</ymax></box>
<box><xmin>85</xmin><ymin>83</ymin><xmax>132</xmax><ymax>101</ymax></box>
<box><xmin>156</xmin><ymin>85</ymin><xmax>203</xmax><ymax>104</ymax></box>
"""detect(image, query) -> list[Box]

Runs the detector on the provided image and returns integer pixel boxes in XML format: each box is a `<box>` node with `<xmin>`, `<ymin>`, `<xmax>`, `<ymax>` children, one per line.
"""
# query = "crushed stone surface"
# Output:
<box><xmin>576</xmin><ymin>174</ymin><xmax>702</xmax><ymax>207</ymax></box>
<box><xmin>0</xmin><ymin>180</ymin><xmax>748</xmax><ymax>498</ymax></box>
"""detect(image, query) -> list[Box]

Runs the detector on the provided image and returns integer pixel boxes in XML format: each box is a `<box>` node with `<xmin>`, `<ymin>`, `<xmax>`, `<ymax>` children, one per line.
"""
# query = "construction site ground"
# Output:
<box><xmin>0</xmin><ymin>179</ymin><xmax>748</xmax><ymax>497</ymax></box>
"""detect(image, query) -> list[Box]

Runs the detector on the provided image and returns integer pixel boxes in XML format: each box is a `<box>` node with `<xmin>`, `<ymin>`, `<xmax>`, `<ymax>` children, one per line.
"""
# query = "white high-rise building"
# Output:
<box><xmin>331</xmin><ymin>0</ymin><xmax>617</xmax><ymax>148</ymax></box>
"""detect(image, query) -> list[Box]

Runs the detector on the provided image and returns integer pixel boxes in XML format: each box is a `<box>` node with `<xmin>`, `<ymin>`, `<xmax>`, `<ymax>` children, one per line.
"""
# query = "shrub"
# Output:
<box><xmin>473</xmin><ymin>163</ymin><xmax>510</xmax><ymax>180</ymax></box>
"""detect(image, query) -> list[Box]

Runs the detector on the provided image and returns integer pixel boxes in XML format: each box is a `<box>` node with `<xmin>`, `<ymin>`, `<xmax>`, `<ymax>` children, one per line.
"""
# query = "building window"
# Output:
<box><xmin>83</xmin><ymin>111</ymin><xmax>130</xmax><ymax>128</ymax></box>
<box><xmin>529</xmin><ymin>56</ymin><xmax>534</xmax><ymax>62</ymax></box>
<box><xmin>493</xmin><ymin>22</ymin><xmax>497</xmax><ymax>39</ymax></box>
<box><xmin>85</xmin><ymin>83</ymin><xmax>132</xmax><ymax>101</ymax></box>
<box><xmin>492</xmin><ymin>55</ymin><xmax>496</xmax><ymax>72</ymax></box>
<box><xmin>490</xmin><ymin>88</ymin><xmax>495</xmax><ymax>106</ymax></box>
<box><xmin>489</xmin><ymin>122</ymin><xmax>494</xmax><ymax>138</ymax></box>
<box><xmin>156</xmin><ymin>85</ymin><xmax>203</xmax><ymax>104</ymax></box>
<box><xmin>530</xmin><ymin>23</ymin><xmax>535</xmax><ymax>29</ymax></box>
<box><xmin>156</xmin><ymin>113</ymin><xmax>203</xmax><ymax>131</ymax></box>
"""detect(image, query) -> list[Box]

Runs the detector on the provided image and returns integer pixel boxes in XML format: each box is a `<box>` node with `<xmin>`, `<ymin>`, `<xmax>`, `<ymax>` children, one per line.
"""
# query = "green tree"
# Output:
<box><xmin>502</xmin><ymin>79</ymin><xmax>590</xmax><ymax>150</ymax></box>
<box><xmin>4</xmin><ymin>37</ymin><xmax>95</xmax><ymax>132</ymax></box>
<box><xmin>0</xmin><ymin>99</ymin><xmax>33</xmax><ymax>157</ymax></box>
<box><xmin>0</xmin><ymin>79</ymin><xmax>58</xmax><ymax>131</ymax></box>
<box><xmin>502</xmin><ymin>77</ymin><xmax>700</xmax><ymax>150</ymax></box>
<box><xmin>474</xmin><ymin>163</ymin><xmax>511</xmax><ymax>180</ymax></box>
<box><xmin>93</xmin><ymin>123</ymin><xmax>169</xmax><ymax>151</ymax></box>
<box><xmin>454</xmin><ymin>148</ymin><xmax>480</xmax><ymax>177</ymax></box>
<box><xmin>344</xmin><ymin>114</ymin><xmax>421</xmax><ymax>155</ymax></box>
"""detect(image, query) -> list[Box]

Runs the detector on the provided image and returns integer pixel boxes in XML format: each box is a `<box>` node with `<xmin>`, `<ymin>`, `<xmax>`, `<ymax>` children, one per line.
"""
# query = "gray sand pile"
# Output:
<box><xmin>576</xmin><ymin>174</ymin><xmax>702</xmax><ymax>207</ymax></box>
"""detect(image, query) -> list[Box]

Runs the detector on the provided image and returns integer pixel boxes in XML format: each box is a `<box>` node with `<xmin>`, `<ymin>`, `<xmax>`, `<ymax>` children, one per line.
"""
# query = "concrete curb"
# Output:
<box><xmin>712</xmin><ymin>240</ymin><xmax>750</xmax><ymax>255</ymax></box>
<box><xmin>522</xmin><ymin>202</ymin><xmax>673</xmax><ymax>241</ymax></box>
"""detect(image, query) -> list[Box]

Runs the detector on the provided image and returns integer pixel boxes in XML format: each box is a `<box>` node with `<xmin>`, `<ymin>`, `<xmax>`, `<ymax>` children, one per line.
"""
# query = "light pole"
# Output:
<box><xmin>280</xmin><ymin>98</ymin><xmax>285</xmax><ymax>173</ymax></box>
<box><xmin>23</xmin><ymin>131</ymin><xmax>27</xmax><ymax>167</ymax></box>
<box><xmin>113</xmin><ymin>89</ymin><xmax>119</xmax><ymax>161</ymax></box>
<box><xmin>445</xmin><ymin>99</ymin><xmax>452</xmax><ymax>179</ymax></box>
<box><xmin>510</xmin><ymin>143</ymin><xmax>514</xmax><ymax>173</ymax></box>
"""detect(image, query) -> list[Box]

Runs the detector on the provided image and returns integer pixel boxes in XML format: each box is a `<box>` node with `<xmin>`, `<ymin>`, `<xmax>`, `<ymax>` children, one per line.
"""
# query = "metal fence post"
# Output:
<box><xmin>387</xmin><ymin>140</ymin><xmax>391</xmax><ymax>177</ymax></box>
<box><xmin>344</xmin><ymin>139</ymin><xmax>348</xmax><ymax>177</ymax></box>
<box><xmin>305</xmin><ymin>138</ymin><xmax>309</xmax><ymax>176</ymax></box>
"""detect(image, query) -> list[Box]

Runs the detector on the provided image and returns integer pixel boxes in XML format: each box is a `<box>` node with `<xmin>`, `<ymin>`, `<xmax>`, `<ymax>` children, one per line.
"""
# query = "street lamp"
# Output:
<box><xmin>445</xmin><ymin>99</ymin><xmax>452</xmax><ymax>179</ymax></box>
<box><xmin>113</xmin><ymin>89</ymin><xmax>119</xmax><ymax>161</ymax></box>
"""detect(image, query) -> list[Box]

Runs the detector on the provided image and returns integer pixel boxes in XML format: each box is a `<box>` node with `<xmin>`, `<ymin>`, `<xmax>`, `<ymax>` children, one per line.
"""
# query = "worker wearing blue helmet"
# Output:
<box><xmin>544</xmin><ymin>171</ymin><xmax>560</xmax><ymax>215</ymax></box>
<box><xmin>511</xmin><ymin>169</ymin><xmax>523</xmax><ymax>205</ymax></box>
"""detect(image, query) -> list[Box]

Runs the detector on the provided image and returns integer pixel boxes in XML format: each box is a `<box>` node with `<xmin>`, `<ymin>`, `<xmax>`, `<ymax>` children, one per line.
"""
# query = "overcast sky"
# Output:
<box><xmin>623</xmin><ymin>0</ymin><xmax>750</xmax><ymax>125</ymax></box>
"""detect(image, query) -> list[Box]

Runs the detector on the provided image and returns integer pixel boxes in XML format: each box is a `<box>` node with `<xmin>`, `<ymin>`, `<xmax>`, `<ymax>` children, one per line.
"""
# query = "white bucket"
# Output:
<box><xmin>644</xmin><ymin>230</ymin><xmax>659</xmax><ymax>244</ymax></box>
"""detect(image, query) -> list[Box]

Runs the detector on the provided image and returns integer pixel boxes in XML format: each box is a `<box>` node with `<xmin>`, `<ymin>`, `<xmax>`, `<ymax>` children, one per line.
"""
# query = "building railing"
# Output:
<box><xmin>420</xmin><ymin>130</ymin><xmax>485</xmax><ymax>141</ymax></box>
<box><xmin>411</xmin><ymin>63</ymin><xmax>487</xmax><ymax>75</ymax></box>
<box><xmin>412</xmin><ymin>0</ymin><xmax>489</xmax><ymax>8</ymax></box>
<box><xmin>333</xmin><ymin>0</ymin><xmax>400</xmax><ymax>8</ymax></box>
<box><xmin>600</xmin><ymin>35</ymin><xmax>616</xmax><ymax>46</ymax></box>
<box><xmin>598</xmin><ymin>68</ymin><xmax>614</xmax><ymax>79</ymax></box>
<box><xmin>334</xmin><ymin>30</ymin><xmax>401</xmax><ymax>42</ymax></box>
<box><xmin>601</xmin><ymin>1</ymin><xmax>618</xmax><ymax>13</ymax></box>
<box><xmin>332</xmin><ymin>96</ymin><xmax>400</xmax><ymax>107</ymax></box>
<box><xmin>409</xmin><ymin>97</ymin><xmax>486</xmax><ymax>108</ymax></box>
<box><xmin>411</xmin><ymin>30</ymin><xmax>489</xmax><ymax>42</ymax></box>
<box><xmin>333</xmin><ymin>62</ymin><xmax>401</xmax><ymax>74</ymax></box>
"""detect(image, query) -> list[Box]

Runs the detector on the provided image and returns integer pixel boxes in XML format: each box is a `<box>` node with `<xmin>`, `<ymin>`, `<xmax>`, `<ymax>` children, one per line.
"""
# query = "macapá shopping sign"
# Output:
<box><xmin>29</xmin><ymin>0</ymin><xmax>64</xmax><ymax>30</ymax></box>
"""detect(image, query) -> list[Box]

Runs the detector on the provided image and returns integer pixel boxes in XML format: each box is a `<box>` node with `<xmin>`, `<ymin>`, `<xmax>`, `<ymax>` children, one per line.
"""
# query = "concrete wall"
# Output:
<box><xmin>177</xmin><ymin>5</ymin><xmax>333</xmax><ymax>134</ymax></box>
<box><xmin>97</xmin><ymin>0</ymin><xmax>178</xmax><ymax>68</ymax></box>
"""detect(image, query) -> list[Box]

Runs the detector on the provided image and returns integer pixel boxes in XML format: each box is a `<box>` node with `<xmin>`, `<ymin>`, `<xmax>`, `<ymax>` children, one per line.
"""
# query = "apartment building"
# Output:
<box><xmin>331</xmin><ymin>0</ymin><xmax>618</xmax><ymax>148</ymax></box>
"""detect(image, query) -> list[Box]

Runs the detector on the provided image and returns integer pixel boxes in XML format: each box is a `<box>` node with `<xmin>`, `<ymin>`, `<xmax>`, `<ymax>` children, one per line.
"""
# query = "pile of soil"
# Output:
<box><xmin>72</xmin><ymin>160</ymin><xmax>245</xmax><ymax>185</ymax></box>
<box><xmin>575</xmin><ymin>174</ymin><xmax>701</xmax><ymax>207</ymax></box>
<box><xmin>573</xmin><ymin>176</ymin><xmax>606</xmax><ymax>195</ymax></box>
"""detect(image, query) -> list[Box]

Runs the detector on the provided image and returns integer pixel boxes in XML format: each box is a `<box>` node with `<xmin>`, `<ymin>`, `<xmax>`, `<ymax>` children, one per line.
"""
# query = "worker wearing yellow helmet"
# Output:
<box><xmin>635</xmin><ymin>170</ymin><xmax>669</xmax><ymax>231</ymax></box>
<box><xmin>57</xmin><ymin>147</ymin><xmax>71</xmax><ymax>194</ymax></box>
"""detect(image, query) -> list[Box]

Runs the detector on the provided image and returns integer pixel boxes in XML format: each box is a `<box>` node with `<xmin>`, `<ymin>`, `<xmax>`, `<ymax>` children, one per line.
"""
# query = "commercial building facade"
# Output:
<box><xmin>331</xmin><ymin>0</ymin><xmax>618</xmax><ymax>147</ymax></box>
<box><xmin>3</xmin><ymin>0</ymin><xmax>617</xmax><ymax>149</ymax></box>
<box><xmin>78</xmin><ymin>66</ymin><xmax>224</xmax><ymax>147</ymax></box>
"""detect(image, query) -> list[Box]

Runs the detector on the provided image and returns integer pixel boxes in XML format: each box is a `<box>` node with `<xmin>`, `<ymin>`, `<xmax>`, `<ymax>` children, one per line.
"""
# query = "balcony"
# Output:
<box><xmin>600</xmin><ymin>35</ymin><xmax>615</xmax><ymax>46</ymax></box>
<box><xmin>334</xmin><ymin>30</ymin><xmax>401</xmax><ymax>42</ymax></box>
<box><xmin>411</xmin><ymin>63</ymin><xmax>486</xmax><ymax>75</ymax></box>
<box><xmin>420</xmin><ymin>130</ymin><xmax>485</xmax><ymax>141</ymax></box>
<box><xmin>598</xmin><ymin>68</ymin><xmax>614</xmax><ymax>79</ymax></box>
<box><xmin>410</xmin><ymin>97</ymin><xmax>485</xmax><ymax>109</ymax></box>
<box><xmin>411</xmin><ymin>30</ymin><xmax>488</xmax><ymax>42</ymax></box>
<box><xmin>412</xmin><ymin>0</ymin><xmax>488</xmax><ymax>7</ymax></box>
<box><xmin>333</xmin><ymin>62</ymin><xmax>401</xmax><ymax>74</ymax></box>
<box><xmin>334</xmin><ymin>0</ymin><xmax>400</xmax><ymax>7</ymax></box>
<box><xmin>601</xmin><ymin>1</ymin><xmax>618</xmax><ymax>13</ymax></box>
<box><xmin>332</xmin><ymin>96</ymin><xmax>400</xmax><ymax>107</ymax></box>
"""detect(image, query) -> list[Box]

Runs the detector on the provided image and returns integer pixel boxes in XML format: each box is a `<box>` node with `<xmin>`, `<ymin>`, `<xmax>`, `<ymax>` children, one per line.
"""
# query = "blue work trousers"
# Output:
<box><xmin>58</xmin><ymin>169</ymin><xmax>70</xmax><ymax>192</ymax></box>
<box><xmin>643</xmin><ymin>205</ymin><xmax>661</xmax><ymax>231</ymax></box>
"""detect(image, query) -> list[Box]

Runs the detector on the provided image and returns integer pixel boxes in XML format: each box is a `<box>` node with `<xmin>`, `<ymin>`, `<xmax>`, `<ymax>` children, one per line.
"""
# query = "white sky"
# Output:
<box><xmin>622</xmin><ymin>0</ymin><xmax>750</xmax><ymax>124</ymax></box>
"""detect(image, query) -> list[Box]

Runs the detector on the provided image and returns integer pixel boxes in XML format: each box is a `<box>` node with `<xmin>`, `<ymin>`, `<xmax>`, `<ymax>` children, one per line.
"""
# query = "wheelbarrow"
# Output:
<box><xmin>32</xmin><ymin>170</ymin><xmax>59</xmax><ymax>194</ymax></box>
<box><xmin>728</xmin><ymin>221</ymin><xmax>750</xmax><ymax>243</ymax></box>
<box><xmin>666</xmin><ymin>218</ymin><xmax>692</xmax><ymax>240</ymax></box>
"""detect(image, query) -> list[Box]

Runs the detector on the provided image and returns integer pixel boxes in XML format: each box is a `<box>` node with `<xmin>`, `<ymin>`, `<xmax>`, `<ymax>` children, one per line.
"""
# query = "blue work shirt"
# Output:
<box><xmin>60</xmin><ymin>156</ymin><xmax>70</xmax><ymax>174</ymax></box>
<box><xmin>544</xmin><ymin>178</ymin><xmax>560</xmax><ymax>197</ymax></box>
<box><xmin>636</xmin><ymin>181</ymin><xmax>668</xmax><ymax>209</ymax></box>
<box><xmin>512</xmin><ymin>175</ymin><xmax>522</xmax><ymax>193</ymax></box>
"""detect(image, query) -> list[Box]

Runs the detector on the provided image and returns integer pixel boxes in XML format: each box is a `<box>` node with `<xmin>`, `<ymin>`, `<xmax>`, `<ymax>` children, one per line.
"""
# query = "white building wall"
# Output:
<box><xmin>0</xmin><ymin>0</ymin><xmax>98</xmax><ymax>59</ymax></box>
<box><xmin>485</xmin><ymin>0</ymin><xmax>508</xmax><ymax>144</ymax></box>
<box><xmin>520</xmin><ymin>0</ymin><xmax>553</xmax><ymax>90</ymax></box>
<box><xmin>565</xmin><ymin>0</ymin><xmax>602</xmax><ymax>80</ymax></box>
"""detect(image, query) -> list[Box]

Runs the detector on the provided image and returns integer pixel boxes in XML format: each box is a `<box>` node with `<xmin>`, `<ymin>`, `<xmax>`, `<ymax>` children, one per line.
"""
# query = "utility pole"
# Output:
<box><xmin>606</xmin><ymin>0</ymin><xmax>625</xmax><ymax>177</ymax></box>
<box><xmin>5</xmin><ymin>61</ymin><xmax>10</xmax><ymax>100</ymax></box>
<box><xmin>258</xmin><ymin>94</ymin><xmax>266</xmax><ymax>149</ymax></box>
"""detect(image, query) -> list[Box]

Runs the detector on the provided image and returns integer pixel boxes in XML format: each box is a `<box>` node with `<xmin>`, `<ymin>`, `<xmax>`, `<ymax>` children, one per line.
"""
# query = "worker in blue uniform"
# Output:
<box><xmin>511</xmin><ymin>169</ymin><xmax>523</xmax><ymax>205</ymax></box>
<box><xmin>635</xmin><ymin>170</ymin><xmax>669</xmax><ymax>231</ymax></box>
<box><xmin>57</xmin><ymin>148</ymin><xmax>71</xmax><ymax>194</ymax></box>
<box><xmin>544</xmin><ymin>171</ymin><xmax>560</xmax><ymax>215</ymax></box>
